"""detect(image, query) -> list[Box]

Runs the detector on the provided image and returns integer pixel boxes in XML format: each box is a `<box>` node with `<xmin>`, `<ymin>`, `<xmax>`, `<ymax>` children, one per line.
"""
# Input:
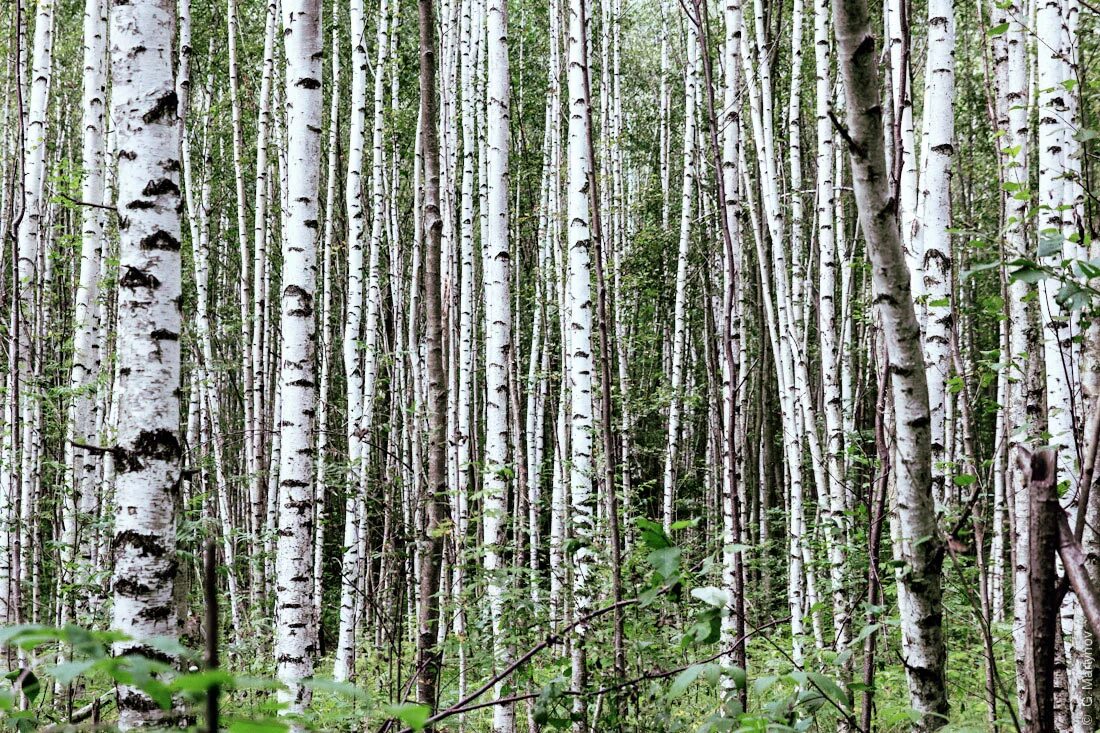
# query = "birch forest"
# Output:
<box><xmin>0</xmin><ymin>0</ymin><xmax>1096</xmax><ymax>729</ymax></box>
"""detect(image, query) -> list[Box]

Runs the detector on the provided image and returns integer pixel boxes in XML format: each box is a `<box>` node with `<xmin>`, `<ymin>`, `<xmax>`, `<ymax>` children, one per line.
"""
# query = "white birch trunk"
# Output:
<box><xmin>566</xmin><ymin>0</ymin><xmax>596</xmax><ymax>724</ymax></box>
<box><xmin>917</xmin><ymin>0</ymin><xmax>955</xmax><ymax>511</ymax></box>
<box><xmin>250</xmin><ymin>0</ymin><xmax>280</xmax><ymax>586</ymax></box>
<box><xmin>275</xmin><ymin>0</ymin><xmax>322</xmax><ymax>718</ymax></box>
<box><xmin>62</xmin><ymin>0</ymin><xmax>107</xmax><ymax>625</ymax></box>
<box><xmin>1037</xmin><ymin>0</ymin><xmax>1078</xmax><ymax>486</ymax></box>
<box><xmin>314</xmin><ymin>2</ymin><xmax>340</xmax><ymax>631</ymax></box>
<box><xmin>484</xmin><ymin>0</ymin><xmax>514</xmax><ymax>724</ymax></box>
<box><xmin>663</xmin><ymin>20</ymin><xmax>697</xmax><ymax>535</ymax></box>
<box><xmin>108</xmin><ymin>0</ymin><xmax>183</xmax><ymax>725</ymax></box>
<box><xmin>833</xmin><ymin>1</ymin><xmax>949</xmax><ymax>725</ymax></box>
<box><xmin>813</xmin><ymin>0</ymin><xmax>850</xmax><ymax>656</ymax></box>
<box><xmin>885</xmin><ymin>0</ymin><xmax>920</xmax><ymax>303</ymax></box>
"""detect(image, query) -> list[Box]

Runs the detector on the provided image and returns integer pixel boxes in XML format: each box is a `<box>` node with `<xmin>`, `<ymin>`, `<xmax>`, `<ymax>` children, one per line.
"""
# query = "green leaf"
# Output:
<box><xmin>684</xmin><ymin>608</ymin><xmax>721</xmax><ymax>646</ymax></box>
<box><xmin>227</xmin><ymin>720</ymin><xmax>290</xmax><ymax>733</ymax></box>
<box><xmin>1038</xmin><ymin>230</ymin><xmax>1064</xmax><ymax>258</ymax></box>
<box><xmin>303</xmin><ymin>677</ymin><xmax>370</xmax><ymax>699</ymax></box>
<box><xmin>143</xmin><ymin>635</ymin><xmax>190</xmax><ymax>659</ymax></box>
<box><xmin>953</xmin><ymin>474</ymin><xmax>976</xmax><ymax>487</ymax></box>
<box><xmin>850</xmin><ymin>623</ymin><xmax>880</xmax><ymax>646</ymax></box>
<box><xmin>171</xmin><ymin>669</ymin><xmax>234</xmax><ymax>693</ymax></box>
<box><xmin>647</xmin><ymin>547</ymin><xmax>681</xmax><ymax>579</ymax></box>
<box><xmin>48</xmin><ymin>659</ymin><xmax>99</xmax><ymax>685</ymax></box>
<box><xmin>753</xmin><ymin>674</ymin><xmax>778</xmax><ymax>695</ymax></box>
<box><xmin>386</xmin><ymin>703</ymin><xmax>431</xmax><ymax>731</ymax></box>
<box><xmin>667</xmin><ymin>664</ymin><xmax>704</xmax><ymax>699</ymax></box>
<box><xmin>136</xmin><ymin>678</ymin><xmax>173</xmax><ymax>710</ymax></box>
<box><xmin>725</xmin><ymin>666</ymin><xmax>747</xmax><ymax>690</ymax></box>
<box><xmin>987</xmin><ymin>22</ymin><xmax>1009</xmax><ymax>34</ymax></box>
<box><xmin>636</xmin><ymin>517</ymin><xmax>671</xmax><ymax>549</ymax></box>
<box><xmin>690</xmin><ymin>586</ymin><xmax>728</xmax><ymax>608</ymax></box>
<box><xmin>1010</xmin><ymin>264</ymin><xmax>1047</xmax><ymax>284</ymax></box>
<box><xmin>638</xmin><ymin>586</ymin><xmax>661</xmax><ymax>607</ymax></box>
<box><xmin>807</xmin><ymin>672</ymin><xmax>851</xmax><ymax>709</ymax></box>
<box><xmin>961</xmin><ymin>261</ymin><xmax>999</xmax><ymax>280</ymax></box>
<box><xmin>20</xmin><ymin>671</ymin><xmax>40</xmax><ymax>704</ymax></box>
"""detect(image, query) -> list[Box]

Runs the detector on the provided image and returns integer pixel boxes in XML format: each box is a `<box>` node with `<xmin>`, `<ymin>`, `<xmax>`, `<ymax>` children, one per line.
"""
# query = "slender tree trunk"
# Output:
<box><xmin>314</xmin><ymin>3</ymin><xmax>341</xmax><ymax>632</ymax></box>
<box><xmin>663</xmin><ymin>18</ymin><xmax>697</xmax><ymax>534</ymax></box>
<box><xmin>917</xmin><ymin>0</ymin><xmax>955</xmax><ymax>511</ymax></box>
<box><xmin>833</xmin><ymin>1</ymin><xmax>949</xmax><ymax>727</ymax></box>
<box><xmin>62</xmin><ymin>0</ymin><xmax>107</xmax><ymax>628</ymax></box>
<box><xmin>417</xmin><ymin>0</ymin><xmax>450</xmax><ymax>708</ymax></box>
<box><xmin>484</xmin><ymin>0</ymin><xmax>515</xmax><ymax>723</ymax></box>
<box><xmin>275</xmin><ymin>0</ymin><xmax>322</xmax><ymax>720</ymax></box>
<box><xmin>249</xmin><ymin>0</ymin><xmax>279</xmax><ymax>598</ymax></box>
<box><xmin>566</xmin><ymin>0</ymin><xmax>597</xmax><ymax>725</ymax></box>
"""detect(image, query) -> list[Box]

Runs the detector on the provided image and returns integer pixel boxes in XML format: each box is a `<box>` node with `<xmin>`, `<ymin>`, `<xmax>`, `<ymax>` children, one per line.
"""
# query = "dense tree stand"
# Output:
<box><xmin>0</xmin><ymin>0</ymin><xmax>1095</xmax><ymax>730</ymax></box>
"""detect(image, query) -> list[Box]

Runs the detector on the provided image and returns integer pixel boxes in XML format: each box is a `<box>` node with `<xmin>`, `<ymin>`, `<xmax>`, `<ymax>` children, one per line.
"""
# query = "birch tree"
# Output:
<box><xmin>833</xmin><ymin>0</ymin><xmax>949</xmax><ymax>727</ymax></box>
<box><xmin>483</xmin><ymin>0</ymin><xmax>515</xmax><ymax>725</ymax></box>
<box><xmin>62</xmin><ymin>0</ymin><xmax>107</xmax><ymax>624</ymax></box>
<box><xmin>275</xmin><ymin>0</ymin><xmax>322</xmax><ymax>717</ymax></box>
<box><xmin>108</xmin><ymin>0</ymin><xmax>183</xmax><ymax>725</ymax></box>
<box><xmin>566</xmin><ymin>0</ymin><xmax>598</xmax><ymax>726</ymax></box>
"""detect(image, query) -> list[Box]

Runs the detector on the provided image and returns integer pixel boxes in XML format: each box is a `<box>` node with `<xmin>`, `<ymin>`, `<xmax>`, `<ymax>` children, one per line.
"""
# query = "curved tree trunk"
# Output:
<box><xmin>833</xmin><ymin>1</ymin><xmax>949</xmax><ymax>727</ymax></box>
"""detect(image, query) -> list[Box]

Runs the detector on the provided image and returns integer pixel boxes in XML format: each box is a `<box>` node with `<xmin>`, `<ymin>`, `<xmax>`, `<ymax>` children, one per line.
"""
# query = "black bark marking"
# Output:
<box><xmin>113</xmin><ymin>529</ymin><xmax>168</xmax><ymax>557</ymax></box>
<box><xmin>120</xmin><ymin>644</ymin><xmax>175</xmax><ymax>666</ymax></box>
<box><xmin>114</xmin><ymin>577</ymin><xmax>153</xmax><ymax>596</ymax></box>
<box><xmin>140</xmin><ymin>230</ymin><xmax>181</xmax><ymax>251</ymax></box>
<box><xmin>285</xmin><ymin>284</ymin><xmax>314</xmax><ymax>317</ymax></box>
<box><xmin>134</xmin><ymin>428</ymin><xmax>183</xmax><ymax>462</ymax></box>
<box><xmin>138</xmin><ymin>605</ymin><xmax>174</xmax><ymax>623</ymax></box>
<box><xmin>296</xmin><ymin>77</ymin><xmax>321</xmax><ymax>89</ymax></box>
<box><xmin>120</xmin><ymin>266</ymin><xmax>160</xmax><ymax>290</ymax></box>
<box><xmin>142</xmin><ymin>91</ymin><xmax>178</xmax><ymax>124</ymax></box>
<box><xmin>118</xmin><ymin>690</ymin><xmax>165</xmax><ymax>713</ymax></box>
<box><xmin>151</xmin><ymin>329</ymin><xmax>180</xmax><ymax>341</ymax></box>
<box><xmin>142</xmin><ymin>178</ymin><xmax>180</xmax><ymax>197</ymax></box>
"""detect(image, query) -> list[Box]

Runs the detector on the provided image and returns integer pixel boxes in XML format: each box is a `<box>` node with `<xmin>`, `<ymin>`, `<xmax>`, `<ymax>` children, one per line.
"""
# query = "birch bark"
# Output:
<box><xmin>108</xmin><ymin>0</ymin><xmax>183</xmax><ymax>725</ymax></box>
<box><xmin>275</xmin><ymin>0</ymin><xmax>322</xmax><ymax>718</ymax></box>
<box><xmin>566</xmin><ymin>0</ymin><xmax>597</xmax><ymax>725</ymax></box>
<box><xmin>833</xmin><ymin>1</ymin><xmax>949</xmax><ymax>726</ymax></box>
<box><xmin>663</xmin><ymin>20</ymin><xmax>697</xmax><ymax>534</ymax></box>
<box><xmin>62</xmin><ymin>0</ymin><xmax>107</xmax><ymax>624</ymax></box>
<box><xmin>917</xmin><ymin>0</ymin><xmax>955</xmax><ymax>510</ymax></box>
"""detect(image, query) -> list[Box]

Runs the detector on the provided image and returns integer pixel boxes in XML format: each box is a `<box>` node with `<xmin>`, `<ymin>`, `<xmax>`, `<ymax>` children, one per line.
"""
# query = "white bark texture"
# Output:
<box><xmin>275</xmin><ymin>0</ymin><xmax>322</xmax><ymax>717</ymax></box>
<box><xmin>484</xmin><ymin>0</ymin><xmax>515</xmax><ymax>726</ymax></box>
<box><xmin>663</xmin><ymin>19</ymin><xmax>697</xmax><ymax>535</ymax></box>
<box><xmin>833</xmin><ymin>0</ymin><xmax>949</xmax><ymax>727</ymax></box>
<box><xmin>566</xmin><ymin>0</ymin><xmax>596</xmax><ymax>725</ymax></box>
<box><xmin>918</xmin><ymin>0</ymin><xmax>956</xmax><ymax>510</ymax></box>
<box><xmin>63</xmin><ymin>0</ymin><xmax>107</xmax><ymax>622</ymax></box>
<box><xmin>108</xmin><ymin>0</ymin><xmax>184</xmax><ymax>726</ymax></box>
